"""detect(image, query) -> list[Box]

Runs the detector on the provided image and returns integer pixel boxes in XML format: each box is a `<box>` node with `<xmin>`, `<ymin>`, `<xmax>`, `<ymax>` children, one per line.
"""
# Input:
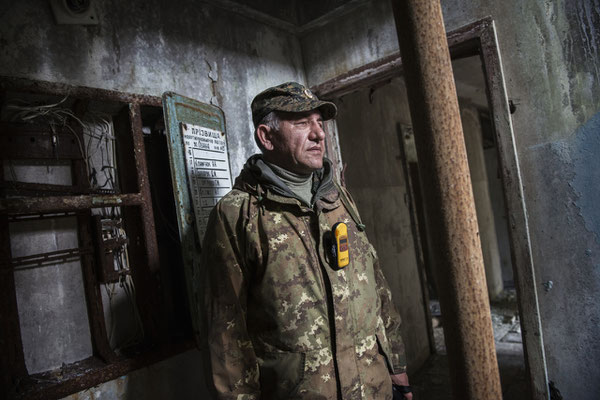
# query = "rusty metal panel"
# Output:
<box><xmin>0</xmin><ymin>181</ymin><xmax>116</xmax><ymax>197</ymax></box>
<box><xmin>162</xmin><ymin>92</ymin><xmax>227</xmax><ymax>339</ymax></box>
<box><xmin>0</xmin><ymin>193</ymin><xmax>144</xmax><ymax>214</ymax></box>
<box><xmin>0</xmin><ymin>75</ymin><xmax>162</xmax><ymax>107</ymax></box>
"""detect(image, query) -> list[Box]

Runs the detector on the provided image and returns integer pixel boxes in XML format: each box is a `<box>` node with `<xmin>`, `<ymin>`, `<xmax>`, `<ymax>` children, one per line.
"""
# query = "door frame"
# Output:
<box><xmin>312</xmin><ymin>16</ymin><xmax>549</xmax><ymax>400</ymax></box>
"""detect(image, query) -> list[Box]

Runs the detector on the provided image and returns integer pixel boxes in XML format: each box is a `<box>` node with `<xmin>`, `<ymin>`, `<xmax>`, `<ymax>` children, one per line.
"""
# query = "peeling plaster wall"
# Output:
<box><xmin>1</xmin><ymin>1</ymin><xmax>305</xmax><ymax>398</ymax></box>
<box><xmin>301</xmin><ymin>0</ymin><xmax>600</xmax><ymax>398</ymax></box>
<box><xmin>301</xmin><ymin>0</ymin><xmax>398</xmax><ymax>85</ymax></box>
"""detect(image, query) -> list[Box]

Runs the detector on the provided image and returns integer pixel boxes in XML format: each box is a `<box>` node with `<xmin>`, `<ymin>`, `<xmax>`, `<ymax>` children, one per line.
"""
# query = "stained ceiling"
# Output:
<box><xmin>205</xmin><ymin>0</ymin><xmax>366</xmax><ymax>34</ymax></box>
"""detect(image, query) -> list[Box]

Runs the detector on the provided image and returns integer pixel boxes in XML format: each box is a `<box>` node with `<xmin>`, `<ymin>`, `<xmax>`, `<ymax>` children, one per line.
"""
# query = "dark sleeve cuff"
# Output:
<box><xmin>391</xmin><ymin>353</ymin><xmax>407</xmax><ymax>374</ymax></box>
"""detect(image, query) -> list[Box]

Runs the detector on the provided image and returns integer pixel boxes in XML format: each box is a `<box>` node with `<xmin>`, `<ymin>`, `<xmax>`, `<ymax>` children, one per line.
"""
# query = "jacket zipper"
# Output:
<box><xmin>302</xmin><ymin>210</ymin><xmax>343</xmax><ymax>399</ymax></box>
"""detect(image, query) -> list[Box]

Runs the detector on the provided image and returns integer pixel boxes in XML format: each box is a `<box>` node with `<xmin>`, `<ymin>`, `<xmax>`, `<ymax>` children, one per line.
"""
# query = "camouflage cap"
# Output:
<box><xmin>251</xmin><ymin>82</ymin><xmax>337</xmax><ymax>127</ymax></box>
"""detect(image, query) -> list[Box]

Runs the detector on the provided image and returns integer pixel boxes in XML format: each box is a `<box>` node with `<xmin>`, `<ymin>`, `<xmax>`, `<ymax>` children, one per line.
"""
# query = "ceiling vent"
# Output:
<box><xmin>50</xmin><ymin>0</ymin><xmax>99</xmax><ymax>25</ymax></box>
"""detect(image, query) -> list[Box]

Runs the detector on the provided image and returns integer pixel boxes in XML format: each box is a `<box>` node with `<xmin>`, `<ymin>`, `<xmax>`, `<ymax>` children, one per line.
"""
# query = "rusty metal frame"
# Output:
<box><xmin>5</xmin><ymin>247</ymin><xmax>93</xmax><ymax>270</ymax></box>
<box><xmin>0</xmin><ymin>76</ymin><xmax>190</xmax><ymax>399</ymax></box>
<box><xmin>1</xmin><ymin>193</ymin><xmax>145</xmax><ymax>214</ymax></box>
<box><xmin>0</xmin><ymin>76</ymin><xmax>161</xmax><ymax>107</ymax></box>
<box><xmin>311</xmin><ymin>21</ymin><xmax>484</xmax><ymax>100</ymax></box>
<box><xmin>312</xmin><ymin>15</ymin><xmax>549</xmax><ymax>400</ymax></box>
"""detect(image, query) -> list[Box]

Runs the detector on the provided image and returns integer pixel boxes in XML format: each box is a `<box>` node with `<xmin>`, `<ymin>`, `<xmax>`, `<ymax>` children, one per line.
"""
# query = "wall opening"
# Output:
<box><xmin>313</xmin><ymin>17</ymin><xmax>548</xmax><ymax>400</ymax></box>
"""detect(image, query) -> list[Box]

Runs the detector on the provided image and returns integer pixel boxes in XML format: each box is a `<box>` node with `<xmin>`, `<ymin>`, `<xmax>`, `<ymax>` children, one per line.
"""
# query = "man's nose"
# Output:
<box><xmin>310</xmin><ymin>121</ymin><xmax>325</xmax><ymax>140</ymax></box>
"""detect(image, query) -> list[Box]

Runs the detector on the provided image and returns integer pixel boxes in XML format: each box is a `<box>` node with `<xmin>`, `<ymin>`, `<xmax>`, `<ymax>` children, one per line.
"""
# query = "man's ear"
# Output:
<box><xmin>256</xmin><ymin>124</ymin><xmax>275</xmax><ymax>151</ymax></box>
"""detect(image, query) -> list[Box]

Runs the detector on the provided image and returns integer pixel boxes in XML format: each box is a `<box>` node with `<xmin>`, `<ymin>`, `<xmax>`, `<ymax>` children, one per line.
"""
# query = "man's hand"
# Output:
<box><xmin>391</xmin><ymin>373</ymin><xmax>413</xmax><ymax>400</ymax></box>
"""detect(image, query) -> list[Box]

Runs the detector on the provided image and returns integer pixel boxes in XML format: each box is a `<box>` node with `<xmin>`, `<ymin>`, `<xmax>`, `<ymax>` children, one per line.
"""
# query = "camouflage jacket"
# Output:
<box><xmin>201</xmin><ymin>155</ymin><xmax>406</xmax><ymax>400</ymax></box>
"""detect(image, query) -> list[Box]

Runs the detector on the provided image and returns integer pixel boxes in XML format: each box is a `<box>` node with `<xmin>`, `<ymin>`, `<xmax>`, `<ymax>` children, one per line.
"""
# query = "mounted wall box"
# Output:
<box><xmin>50</xmin><ymin>0</ymin><xmax>99</xmax><ymax>25</ymax></box>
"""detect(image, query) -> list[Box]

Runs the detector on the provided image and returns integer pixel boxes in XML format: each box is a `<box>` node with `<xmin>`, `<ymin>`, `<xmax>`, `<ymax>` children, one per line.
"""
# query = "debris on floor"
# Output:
<box><xmin>411</xmin><ymin>290</ymin><xmax>529</xmax><ymax>399</ymax></box>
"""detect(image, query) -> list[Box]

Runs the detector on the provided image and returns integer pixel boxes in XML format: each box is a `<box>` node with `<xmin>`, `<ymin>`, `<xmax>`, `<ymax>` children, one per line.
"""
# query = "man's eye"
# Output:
<box><xmin>295</xmin><ymin>121</ymin><xmax>308</xmax><ymax>127</ymax></box>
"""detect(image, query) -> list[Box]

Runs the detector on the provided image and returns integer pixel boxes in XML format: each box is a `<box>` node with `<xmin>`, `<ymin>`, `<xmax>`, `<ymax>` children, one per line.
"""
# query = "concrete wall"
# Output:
<box><xmin>301</xmin><ymin>0</ymin><xmax>600</xmax><ymax>398</ymax></box>
<box><xmin>1</xmin><ymin>1</ymin><xmax>305</xmax><ymax>398</ymax></box>
<box><xmin>334</xmin><ymin>79</ymin><xmax>431</xmax><ymax>372</ymax></box>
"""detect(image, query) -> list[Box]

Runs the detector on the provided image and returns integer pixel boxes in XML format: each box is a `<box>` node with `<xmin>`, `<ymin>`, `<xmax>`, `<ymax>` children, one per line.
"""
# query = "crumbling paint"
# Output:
<box><xmin>301</xmin><ymin>0</ymin><xmax>398</xmax><ymax>86</ymax></box>
<box><xmin>544</xmin><ymin>110</ymin><xmax>600</xmax><ymax>245</ymax></box>
<box><xmin>567</xmin><ymin>1</ymin><xmax>600</xmax><ymax>82</ymax></box>
<box><xmin>570</xmin><ymin>111</ymin><xmax>600</xmax><ymax>242</ymax></box>
<box><xmin>206</xmin><ymin>59</ymin><xmax>220</xmax><ymax>106</ymax></box>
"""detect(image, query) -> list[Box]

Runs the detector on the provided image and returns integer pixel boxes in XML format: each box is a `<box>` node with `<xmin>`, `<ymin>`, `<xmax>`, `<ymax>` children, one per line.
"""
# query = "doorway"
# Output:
<box><xmin>315</xmin><ymin>17</ymin><xmax>548</xmax><ymax>400</ymax></box>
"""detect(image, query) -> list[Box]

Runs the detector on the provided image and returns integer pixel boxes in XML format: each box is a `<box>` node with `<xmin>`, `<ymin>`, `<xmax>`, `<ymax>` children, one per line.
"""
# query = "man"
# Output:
<box><xmin>201</xmin><ymin>82</ymin><xmax>412</xmax><ymax>399</ymax></box>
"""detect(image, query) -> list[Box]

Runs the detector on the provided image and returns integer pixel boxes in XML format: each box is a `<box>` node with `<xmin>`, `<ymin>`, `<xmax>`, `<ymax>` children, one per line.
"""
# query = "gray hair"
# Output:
<box><xmin>259</xmin><ymin>111</ymin><xmax>280</xmax><ymax>131</ymax></box>
<box><xmin>255</xmin><ymin>111</ymin><xmax>280</xmax><ymax>151</ymax></box>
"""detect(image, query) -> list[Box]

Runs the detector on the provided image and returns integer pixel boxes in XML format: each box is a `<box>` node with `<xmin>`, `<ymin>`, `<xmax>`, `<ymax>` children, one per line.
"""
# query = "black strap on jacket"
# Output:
<box><xmin>334</xmin><ymin>182</ymin><xmax>366</xmax><ymax>231</ymax></box>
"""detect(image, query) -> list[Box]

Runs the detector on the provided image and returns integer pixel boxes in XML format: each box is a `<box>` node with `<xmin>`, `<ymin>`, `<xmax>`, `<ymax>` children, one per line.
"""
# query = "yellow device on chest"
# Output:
<box><xmin>332</xmin><ymin>222</ymin><xmax>350</xmax><ymax>268</ymax></box>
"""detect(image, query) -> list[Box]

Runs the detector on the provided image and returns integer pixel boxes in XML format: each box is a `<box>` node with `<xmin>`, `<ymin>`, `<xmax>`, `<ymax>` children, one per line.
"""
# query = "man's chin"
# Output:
<box><xmin>302</xmin><ymin>160</ymin><xmax>323</xmax><ymax>173</ymax></box>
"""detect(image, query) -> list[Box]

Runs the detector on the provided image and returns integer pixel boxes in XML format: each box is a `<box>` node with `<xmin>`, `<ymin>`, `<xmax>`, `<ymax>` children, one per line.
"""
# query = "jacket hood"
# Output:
<box><xmin>233</xmin><ymin>154</ymin><xmax>336</xmax><ymax>205</ymax></box>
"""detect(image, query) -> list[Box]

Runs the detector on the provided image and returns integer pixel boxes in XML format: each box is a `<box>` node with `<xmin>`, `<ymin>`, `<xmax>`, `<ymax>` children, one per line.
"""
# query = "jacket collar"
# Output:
<box><xmin>234</xmin><ymin>154</ymin><xmax>339</xmax><ymax>208</ymax></box>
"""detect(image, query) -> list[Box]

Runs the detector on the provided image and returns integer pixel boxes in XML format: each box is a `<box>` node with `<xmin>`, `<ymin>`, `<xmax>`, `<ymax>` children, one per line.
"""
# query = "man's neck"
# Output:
<box><xmin>266</xmin><ymin>162</ymin><xmax>312</xmax><ymax>182</ymax></box>
<box><xmin>265</xmin><ymin>161</ymin><xmax>313</xmax><ymax>205</ymax></box>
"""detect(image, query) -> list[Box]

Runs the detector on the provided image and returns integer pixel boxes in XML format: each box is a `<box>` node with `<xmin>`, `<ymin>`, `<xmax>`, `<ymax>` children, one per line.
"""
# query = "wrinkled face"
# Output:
<box><xmin>264</xmin><ymin>110</ymin><xmax>326</xmax><ymax>174</ymax></box>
